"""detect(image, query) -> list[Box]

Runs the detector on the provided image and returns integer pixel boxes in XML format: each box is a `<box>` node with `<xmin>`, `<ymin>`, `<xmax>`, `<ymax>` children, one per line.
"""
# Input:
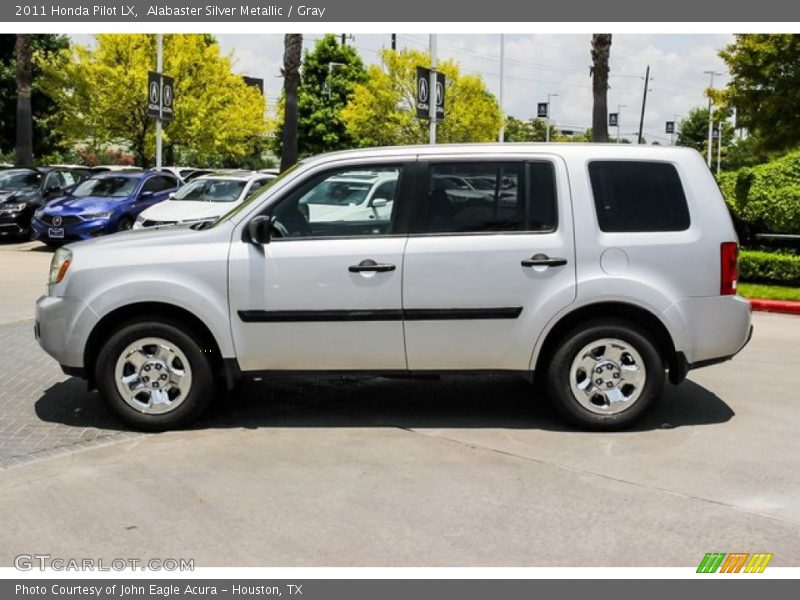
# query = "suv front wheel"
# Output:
<box><xmin>95</xmin><ymin>320</ymin><xmax>215</xmax><ymax>430</ymax></box>
<box><xmin>545</xmin><ymin>319</ymin><xmax>664</xmax><ymax>430</ymax></box>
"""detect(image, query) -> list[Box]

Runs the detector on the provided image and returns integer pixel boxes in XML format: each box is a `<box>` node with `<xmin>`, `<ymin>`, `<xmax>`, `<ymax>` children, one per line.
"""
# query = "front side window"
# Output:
<box><xmin>421</xmin><ymin>162</ymin><xmax>557</xmax><ymax>234</ymax></box>
<box><xmin>588</xmin><ymin>161</ymin><xmax>690</xmax><ymax>232</ymax></box>
<box><xmin>142</xmin><ymin>175</ymin><xmax>177</xmax><ymax>193</ymax></box>
<box><xmin>0</xmin><ymin>170</ymin><xmax>41</xmax><ymax>192</ymax></box>
<box><xmin>174</xmin><ymin>179</ymin><xmax>247</xmax><ymax>203</ymax></box>
<box><xmin>270</xmin><ymin>166</ymin><xmax>402</xmax><ymax>239</ymax></box>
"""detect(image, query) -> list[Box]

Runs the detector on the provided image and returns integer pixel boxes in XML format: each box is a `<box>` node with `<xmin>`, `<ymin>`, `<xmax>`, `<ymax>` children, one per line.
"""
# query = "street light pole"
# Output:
<box><xmin>637</xmin><ymin>65</ymin><xmax>650</xmax><ymax>144</ymax></box>
<box><xmin>498</xmin><ymin>34</ymin><xmax>505</xmax><ymax>142</ymax></box>
<box><xmin>704</xmin><ymin>70</ymin><xmax>722</xmax><ymax>168</ymax></box>
<box><xmin>616</xmin><ymin>104</ymin><xmax>626</xmax><ymax>143</ymax></box>
<box><xmin>155</xmin><ymin>33</ymin><xmax>163</xmax><ymax>169</ymax></box>
<box><xmin>545</xmin><ymin>93</ymin><xmax>558</xmax><ymax>143</ymax></box>
<box><xmin>429</xmin><ymin>34</ymin><xmax>437</xmax><ymax>145</ymax></box>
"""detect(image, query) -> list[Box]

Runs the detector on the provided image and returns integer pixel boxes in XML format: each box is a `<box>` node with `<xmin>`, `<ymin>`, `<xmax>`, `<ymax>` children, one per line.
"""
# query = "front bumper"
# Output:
<box><xmin>31</xmin><ymin>216</ymin><xmax>112</xmax><ymax>243</ymax></box>
<box><xmin>35</xmin><ymin>294</ymin><xmax>99</xmax><ymax>369</ymax></box>
<box><xmin>0</xmin><ymin>210</ymin><xmax>32</xmax><ymax>236</ymax></box>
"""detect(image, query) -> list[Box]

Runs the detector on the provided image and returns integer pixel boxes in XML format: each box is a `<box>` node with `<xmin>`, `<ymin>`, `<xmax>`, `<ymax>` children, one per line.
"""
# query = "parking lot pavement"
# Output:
<box><xmin>0</xmin><ymin>239</ymin><xmax>51</xmax><ymax>324</ymax></box>
<box><xmin>0</xmin><ymin>307</ymin><xmax>799</xmax><ymax>566</ymax></box>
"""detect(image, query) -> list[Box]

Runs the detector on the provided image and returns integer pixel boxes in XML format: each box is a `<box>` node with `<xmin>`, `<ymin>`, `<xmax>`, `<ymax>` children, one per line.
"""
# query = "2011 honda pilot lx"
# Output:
<box><xmin>35</xmin><ymin>144</ymin><xmax>752</xmax><ymax>430</ymax></box>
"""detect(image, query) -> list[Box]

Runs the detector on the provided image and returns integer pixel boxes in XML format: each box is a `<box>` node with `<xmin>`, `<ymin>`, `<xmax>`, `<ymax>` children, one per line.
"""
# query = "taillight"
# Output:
<box><xmin>720</xmin><ymin>242</ymin><xmax>738</xmax><ymax>295</ymax></box>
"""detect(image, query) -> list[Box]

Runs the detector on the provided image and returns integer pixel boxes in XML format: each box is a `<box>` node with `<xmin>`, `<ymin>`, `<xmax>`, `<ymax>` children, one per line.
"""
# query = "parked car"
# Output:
<box><xmin>0</xmin><ymin>167</ymin><xmax>90</xmax><ymax>239</ymax></box>
<box><xmin>36</xmin><ymin>144</ymin><xmax>752</xmax><ymax>431</ymax></box>
<box><xmin>90</xmin><ymin>165</ymin><xmax>142</xmax><ymax>173</ymax></box>
<box><xmin>298</xmin><ymin>170</ymin><xmax>396</xmax><ymax>224</ymax></box>
<box><xmin>153</xmin><ymin>166</ymin><xmax>214</xmax><ymax>183</ymax></box>
<box><xmin>31</xmin><ymin>171</ymin><xmax>180</xmax><ymax>246</ymax></box>
<box><xmin>134</xmin><ymin>171</ymin><xmax>276</xmax><ymax>229</ymax></box>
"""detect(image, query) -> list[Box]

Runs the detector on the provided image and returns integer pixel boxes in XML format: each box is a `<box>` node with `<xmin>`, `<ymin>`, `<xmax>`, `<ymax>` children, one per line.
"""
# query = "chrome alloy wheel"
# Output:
<box><xmin>113</xmin><ymin>337</ymin><xmax>193</xmax><ymax>415</ymax></box>
<box><xmin>569</xmin><ymin>337</ymin><xmax>646</xmax><ymax>415</ymax></box>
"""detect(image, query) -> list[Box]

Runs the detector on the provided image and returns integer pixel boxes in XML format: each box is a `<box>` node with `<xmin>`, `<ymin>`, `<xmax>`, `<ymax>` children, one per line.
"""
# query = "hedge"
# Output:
<box><xmin>718</xmin><ymin>150</ymin><xmax>800</xmax><ymax>234</ymax></box>
<box><xmin>739</xmin><ymin>250</ymin><xmax>800</xmax><ymax>285</ymax></box>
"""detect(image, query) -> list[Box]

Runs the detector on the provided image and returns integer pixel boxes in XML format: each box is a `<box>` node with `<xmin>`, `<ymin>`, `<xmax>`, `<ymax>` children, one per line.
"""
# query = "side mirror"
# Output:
<box><xmin>139</xmin><ymin>190</ymin><xmax>154</xmax><ymax>201</ymax></box>
<box><xmin>63</xmin><ymin>184</ymin><xmax>76</xmax><ymax>196</ymax></box>
<box><xmin>45</xmin><ymin>186</ymin><xmax>61</xmax><ymax>196</ymax></box>
<box><xmin>168</xmin><ymin>192</ymin><xmax>176</xmax><ymax>199</ymax></box>
<box><xmin>370</xmin><ymin>197</ymin><xmax>388</xmax><ymax>208</ymax></box>
<box><xmin>247</xmin><ymin>215</ymin><xmax>272</xmax><ymax>244</ymax></box>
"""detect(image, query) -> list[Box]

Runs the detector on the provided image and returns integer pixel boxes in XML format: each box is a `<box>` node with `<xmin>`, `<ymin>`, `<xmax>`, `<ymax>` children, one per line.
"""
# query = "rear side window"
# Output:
<box><xmin>588</xmin><ymin>161</ymin><xmax>690</xmax><ymax>232</ymax></box>
<box><xmin>422</xmin><ymin>162</ymin><xmax>557</xmax><ymax>234</ymax></box>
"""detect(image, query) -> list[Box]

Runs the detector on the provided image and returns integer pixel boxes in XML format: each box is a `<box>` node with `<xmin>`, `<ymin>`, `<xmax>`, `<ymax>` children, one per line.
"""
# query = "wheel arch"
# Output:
<box><xmin>532</xmin><ymin>301</ymin><xmax>685</xmax><ymax>384</ymax></box>
<box><xmin>83</xmin><ymin>301</ymin><xmax>227</xmax><ymax>389</ymax></box>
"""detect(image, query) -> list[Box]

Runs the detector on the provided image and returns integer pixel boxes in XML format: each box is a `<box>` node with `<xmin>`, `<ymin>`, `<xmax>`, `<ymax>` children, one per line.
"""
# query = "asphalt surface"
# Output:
<box><xmin>0</xmin><ymin>238</ymin><xmax>799</xmax><ymax>567</ymax></box>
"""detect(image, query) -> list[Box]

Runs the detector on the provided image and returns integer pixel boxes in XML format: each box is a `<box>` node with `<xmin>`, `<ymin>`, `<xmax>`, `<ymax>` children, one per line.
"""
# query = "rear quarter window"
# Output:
<box><xmin>588</xmin><ymin>161</ymin><xmax>690</xmax><ymax>232</ymax></box>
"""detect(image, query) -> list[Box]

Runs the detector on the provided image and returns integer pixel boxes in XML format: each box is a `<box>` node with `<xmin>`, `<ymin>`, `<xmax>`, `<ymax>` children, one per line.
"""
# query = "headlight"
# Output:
<box><xmin>84</xmin><ymin>211</ymin><xmax>113</xmax><ymax>220</ymax></box>
<box><xmin>48</xmin><ymin>247</ymin><xmax>72</xmax><ymax>286</ymax></box>
<box><xmin>0</xmin><ymin>202</ymin><xmax>26</xmax><ymax>212</ymax></box>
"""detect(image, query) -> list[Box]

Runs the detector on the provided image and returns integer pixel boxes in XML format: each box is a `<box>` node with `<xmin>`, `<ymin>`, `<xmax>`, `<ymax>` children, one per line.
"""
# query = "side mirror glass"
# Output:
<box><xmin>139</xmin><ymin>190</ymin><xmax>154</xmax><ymax>200</ymax></box>
<box><xmin>247</xmin><ymin>215</ymin><xmax>272</xmax><ymax>244</ymax></box>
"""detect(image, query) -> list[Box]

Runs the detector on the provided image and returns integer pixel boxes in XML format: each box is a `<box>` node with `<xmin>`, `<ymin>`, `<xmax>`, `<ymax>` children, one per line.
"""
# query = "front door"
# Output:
<box><xmin>402</xmin><ymin>158</ymin><xmax>576</xmax><ymax>370</ymax></box>
<box><xmin>228</xmin><ymin>163</ymin><xmax>411</xmax><ymax>372</ymax></box>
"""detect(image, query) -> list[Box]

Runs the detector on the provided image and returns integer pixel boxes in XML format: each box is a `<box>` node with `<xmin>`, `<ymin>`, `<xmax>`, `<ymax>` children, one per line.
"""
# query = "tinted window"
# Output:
<box><xmin>422</xmin><ymin>162</ymin><xmax>556</xmax><ymax>234</ymax></box>
<box><xmin>142</xmin><ymin>175</ymin><xmax>178</xmax><ymax>193</ymax></box>
<box><xmin>72</xmin><ymin>176</ymin><xmax>138</xmax><ymax>198</ymax></box>
<box><xmin>270</xmin><ymin>166</ymin><xmax>401</xmax><ymax>238</ymax></box>
<box><xmin>588</xmin><ymin>161</ymin><xmax>690</xmax><ymax>232</ymax></box>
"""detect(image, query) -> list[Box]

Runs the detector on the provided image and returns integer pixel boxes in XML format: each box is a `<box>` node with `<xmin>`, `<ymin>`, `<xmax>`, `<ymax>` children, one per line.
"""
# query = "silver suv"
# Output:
<box><xmin>35</xmin><ymin>144</ymin><xmax>752</xmax><ymax>431</ymax></box>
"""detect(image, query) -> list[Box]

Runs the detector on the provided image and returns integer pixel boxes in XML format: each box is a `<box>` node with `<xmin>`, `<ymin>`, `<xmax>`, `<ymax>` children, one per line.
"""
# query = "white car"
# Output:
<box><xmin>133</xmin><ymin>171</ymin><xmax>276</xmax><ymax>229</ymax></box>
<box><xmin>300</xmin><ymin>171</ymin><xmax>397</xmax><ymax>223</ymax></box>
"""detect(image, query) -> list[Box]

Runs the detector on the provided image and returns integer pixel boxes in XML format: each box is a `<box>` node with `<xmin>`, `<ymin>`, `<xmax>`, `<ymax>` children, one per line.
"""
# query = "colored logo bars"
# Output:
<box><xmin>697</xmin><ymin>552</ymin><xmax>773</xmax><ymax>573</ymax></box>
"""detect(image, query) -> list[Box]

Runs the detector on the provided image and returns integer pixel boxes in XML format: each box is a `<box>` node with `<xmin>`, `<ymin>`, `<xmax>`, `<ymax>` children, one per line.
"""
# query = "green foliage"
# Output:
<box><xmin>38</xmin><ymin>34</ymin><xmax>269</xmax><ymax>167</ymax></box>
<box><xmin>719</xmin><ymin>34</ymin><xmax>800</xmax><ymax>151</ymax></box>
<box><xmin>341</xmin><ymin>48</ymin><xmax>502</xmax><ymax>146</ymax></box>
<box><xmin>737</xmin><ymin>282</ymin><xmax>800</xmax><ymax>301</ymax></box>
<box><xmin>273</xmin><ymin>34</ymin><xmax>367</xmax><ymax>157</ymax></box>
<box><xmin>504</xmin><ymin>116</ymin><xmax>556</xmax><ymax>142</ymax></box>
<box><xmin>0</xmin><ymin>34</ymin><xmax>69</xmax><ymax>158</ymax></box>
<box><xmin>739</xmin><ymin>250</ymin><xmax>800</xmax><ymax>285</ymax></box>
<box><xmin>676</xmin><ymin>106</ymin><xmax>734</xmax><ymax>159</ymax></box>
<box><xmin>717</xmin><ymin>150</ymin><xmax>800</xmax><ymax>233</ymax></box>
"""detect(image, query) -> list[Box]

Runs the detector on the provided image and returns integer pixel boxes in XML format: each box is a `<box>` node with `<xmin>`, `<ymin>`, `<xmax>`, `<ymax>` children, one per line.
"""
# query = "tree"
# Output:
<box><xmin>14</xmin><ymin>34</ymin><xmax>32</xmax><ymax>166</ymax></box>
<box><xmin>590</xmin><ymin>34</ymin><xmax>612</xmax><ymax>143</ymax></box>
<box><xmin>0</xmin><ymin>34</ymin><xmax>69</xmax><ymax>161</ymax></box>
<box><xmin>676</xmin><ymin>106</ymin><xmax>734</xmax><ymax>157</ymax></box>
<box><xmin>341</xmin><ymin>49</ymin><xmax>502</xmax><ymax>146</ymax></box>
<box><xmin>273</xmin><ymin>34</ymin><xmax>367</xmax><ymax>157</ymax></box>
<box><xmin>280</xmin><ymin>34</ymin><xmax>302</xmax><ymax>172</ymax></box>
<box><xmin>39</xmin><ymin>34</ymin><xmax>268</xmax><ymax>167</ymax></box>
<box><xmin>719</xmin><ymin>34</ymin><xmax>800</xmax><ymax>151</ymax></box>
<box><xmin>503</xmin><ymin>116</ymin><xmax>556</xmax><ymax>142</ymax></box>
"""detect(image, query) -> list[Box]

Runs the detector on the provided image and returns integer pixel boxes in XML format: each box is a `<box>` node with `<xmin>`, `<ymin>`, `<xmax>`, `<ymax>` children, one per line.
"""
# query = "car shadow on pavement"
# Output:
<box><xmin>35</xmin><ymin>374</ymin><xmax>735</xmax><ymax>434</ymax></box>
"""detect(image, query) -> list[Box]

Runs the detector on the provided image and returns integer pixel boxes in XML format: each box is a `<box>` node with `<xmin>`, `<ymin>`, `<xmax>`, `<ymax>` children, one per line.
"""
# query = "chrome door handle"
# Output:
<box><xmin>348</xmin><ymin>259</ymin><xmax>396</xmax><ymax>273</ymax></box>
<box><xmin>521</xmin><ymin>253</ymin><xmax>568</xmax><ymax>268</ymax></box>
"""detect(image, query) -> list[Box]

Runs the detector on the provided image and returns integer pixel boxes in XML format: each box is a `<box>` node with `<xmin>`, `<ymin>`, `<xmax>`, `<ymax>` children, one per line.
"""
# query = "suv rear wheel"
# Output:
<box><xmin>545</xmin><ymin>319</ymin><xmax>664</xmax><ymax>430</ymax></box>
<box><xmin>95</xmin><ymin>320</ymin><xmax>215</xmax><ymax>430</ymax></box>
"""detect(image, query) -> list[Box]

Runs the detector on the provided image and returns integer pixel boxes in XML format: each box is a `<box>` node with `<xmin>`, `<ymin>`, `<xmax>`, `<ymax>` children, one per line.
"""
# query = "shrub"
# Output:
<box><xmin>718</xmin><ymin>149</ymin><xmax>800</xmax><ymax>234</ymax></box>
<box><xmin>739</xmin><ymin>249</ymin><xmax>800</xmax><ymax>285</ymax></box>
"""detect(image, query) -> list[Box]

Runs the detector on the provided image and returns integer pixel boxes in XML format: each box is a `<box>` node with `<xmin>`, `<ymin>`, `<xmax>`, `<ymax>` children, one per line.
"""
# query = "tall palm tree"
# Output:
<box><xmin>15</xmin><ymin>34</ymin><xmax>33</xmax><ymax>167</ymax></box>
<box><xmin>280</xmin><ymin>34</ymin><xmax>303</xmax><ymax>172</ymax></box>
<box><xmin>590</xmin><ymin>34</ymin><xmax>612</xmax><ymax>143</ymax></box>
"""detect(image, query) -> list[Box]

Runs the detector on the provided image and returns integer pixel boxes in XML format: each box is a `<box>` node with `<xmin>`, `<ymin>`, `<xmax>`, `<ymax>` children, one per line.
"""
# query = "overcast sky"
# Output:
<box><xmin>73</xmin><ymin>33</ymin><xmax>734</xmax><ymax>144</ymax></box>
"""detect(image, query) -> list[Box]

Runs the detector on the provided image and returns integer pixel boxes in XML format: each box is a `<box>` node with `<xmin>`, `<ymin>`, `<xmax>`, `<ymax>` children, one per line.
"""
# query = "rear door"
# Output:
<box><xmin>402</xmin><ymin>155</ymin><xmax>576</xmax><ymax>370</ymax></box>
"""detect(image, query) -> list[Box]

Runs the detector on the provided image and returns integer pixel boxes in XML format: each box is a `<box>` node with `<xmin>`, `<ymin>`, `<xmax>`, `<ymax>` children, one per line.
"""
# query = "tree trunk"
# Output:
<box><xmin>15</xmin><ymin>34</ymin><xmax>34</xmax><ymax>167</ymax></box>
<box><xmin>281</xmin><ymin>34</ymin><xmax>303</xmax><ymax>172</ymax></box>
<box><xmin>590</xmin><ymin>34</ymin><xmax>612</xmax><ymax>143</ymax></box>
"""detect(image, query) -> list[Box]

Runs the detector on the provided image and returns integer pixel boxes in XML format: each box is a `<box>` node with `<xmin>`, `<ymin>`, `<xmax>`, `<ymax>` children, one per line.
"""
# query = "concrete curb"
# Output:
<box><xmin>749</xmin><ymin>298</ymin><xmax>800</xmax><ymax>315</ymax></box>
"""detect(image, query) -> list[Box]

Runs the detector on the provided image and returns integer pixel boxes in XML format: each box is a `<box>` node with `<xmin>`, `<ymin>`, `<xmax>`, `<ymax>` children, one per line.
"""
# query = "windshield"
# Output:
<box><xmin>72</xmin><ymin>176</ymin><xmax>138</xmax><ymax>198</ymax></box>
<box><xmin>209</xmin><ymin>164</ymin><xmax>298</xmax><ymax>227</ymax></box>
<box><xmin>0</xmin><ymin>170</ymin><xmax>41</xmax><ymax>192</ymax></box>
<box><xmin>173</xmin><ymin>178</ymin><xmax>246</xmax><ymax>203</ymax></box>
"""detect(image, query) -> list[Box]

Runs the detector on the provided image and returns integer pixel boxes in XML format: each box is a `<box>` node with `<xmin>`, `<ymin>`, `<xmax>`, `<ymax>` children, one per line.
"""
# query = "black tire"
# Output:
<box><xmin>116</xmin><ymin>216</ymin><xmax>134</xmax><ymax>232</ymax></box>
<box><xmin>544</xmin><ymin>318</ymin><xmax>665</xmax><ymax>430</ymax></box>
<box><xmin>94</xmin><ymin>320</ymin><xmax>216</xmax><ymax>431</ymax></box>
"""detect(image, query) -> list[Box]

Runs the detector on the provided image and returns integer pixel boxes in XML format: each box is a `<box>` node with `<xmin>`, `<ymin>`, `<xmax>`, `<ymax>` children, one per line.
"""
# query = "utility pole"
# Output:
<box><xmin>341</xmin><ymin>34</ymin><xmax>346</xmax><ymax>46</ymax></box>
<box><xmin>498</xmin><ymin>34</ymin><xmax>505</xmax><ymax>142</ymax></box>
<box><xmin>716</xmin><ymin>126</ymin><xmax>722</xmax><ymax>174</ymax></box>
<box><xmin>429</xmin><ymin>34</ymin><xmax>437</xmax><ymax>145</ymax></box>
<box><xmin>391</xmin><ymin>34</ymin><xmax>396</xmax><ymax>51</ymax></box>
<box><xmin>155</xmin><ymin>33</ymin><xmax>163</xmax><ymax>169</ymax></box>
<box><xmin>616</xmin><ymin>104</ymin><xmax>626</xmax><ymax>143</ymax></box>
<box><xmin>545</xmin><ymin>93</ymin><xmax>558</xmax><ymax>143</ymax></box>
<box><xmin>637</xmin><ymin>65</ymin><xmax>650</xmax><ymax>144</ymax></box>
<box><xmin>704</xmin><ymin>70</ymin><xmax>722</xmax><ymax>167</ymax></box>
